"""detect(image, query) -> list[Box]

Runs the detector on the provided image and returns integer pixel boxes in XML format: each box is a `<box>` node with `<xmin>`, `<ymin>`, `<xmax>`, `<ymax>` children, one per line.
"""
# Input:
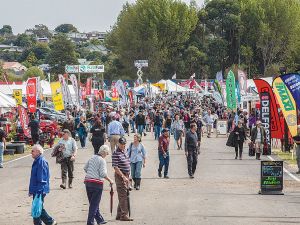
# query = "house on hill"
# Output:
<box><xmin>3</xmin><ymin>62</ymin><xmax>27</xmax><ymax>71</ymax></box>
<box><xmin>86</xmin><ymin>45</ymin><xmax>110</xmax><ymax>54</ymax></box>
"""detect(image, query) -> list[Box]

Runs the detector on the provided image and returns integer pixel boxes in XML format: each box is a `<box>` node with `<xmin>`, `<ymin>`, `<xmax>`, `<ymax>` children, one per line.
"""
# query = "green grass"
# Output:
<box><xmin>3</xmin><ymin>138</ymin><xmax>60</xmax><ymax>162</ymax></box>
<box><xmin>272</xmin><ymin>148</ymin><xmax>297</xmax><ymax>165</ymax></box>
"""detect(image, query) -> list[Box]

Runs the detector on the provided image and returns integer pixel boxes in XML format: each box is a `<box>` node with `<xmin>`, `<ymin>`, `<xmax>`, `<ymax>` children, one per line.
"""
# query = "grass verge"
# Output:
<box><xmin>272</xmin><ymin>147</ymin><xmax>297</xmax><ymax>165</ymax></box>
<box><xmin>3</xmin><ymin>138</ymin><xmax>60</xmax><ymax>162</ymax></box>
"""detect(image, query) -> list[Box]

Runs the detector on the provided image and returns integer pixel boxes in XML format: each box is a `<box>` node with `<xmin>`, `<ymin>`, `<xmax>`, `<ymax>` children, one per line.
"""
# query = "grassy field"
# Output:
<box><xmin>3</xmin><ymin>138</ymin><xmax>60</xmax><ymax>162</ymax></box>
<box><xmin>272</xmin><ymin>147</ymin><xmax>297</xmax><ymax>165</ymax></box>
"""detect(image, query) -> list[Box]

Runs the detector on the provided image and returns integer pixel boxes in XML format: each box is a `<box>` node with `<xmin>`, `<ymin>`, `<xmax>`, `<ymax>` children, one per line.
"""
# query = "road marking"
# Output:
<box><xmin>267</xmin><ymin>156</ymin><xmax>300</xmax><ymax>182</ymax></box>
<box><xmin>3</xmin><ymin>147</ymin><xmax>52</xmax><ymax>165</ymax></box>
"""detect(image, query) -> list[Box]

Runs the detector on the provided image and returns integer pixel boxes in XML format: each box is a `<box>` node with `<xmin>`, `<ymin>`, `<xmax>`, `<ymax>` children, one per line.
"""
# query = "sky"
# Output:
<box><xmin>1</xmin><ymin>0</ymin><xmax>205</xmax><ymax>35</ymax></box>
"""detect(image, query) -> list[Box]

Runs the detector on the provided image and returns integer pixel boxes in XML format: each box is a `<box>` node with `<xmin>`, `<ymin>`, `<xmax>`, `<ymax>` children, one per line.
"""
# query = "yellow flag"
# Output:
<box><xmin>13</xmin><ymin>89</ymin><xmax>22</xmax><ymax>106</ymax></box>
<box><xmin>50</xmin><ymin>82</ymin><xmax>64</xmax><ymax>111</ymax></box>
<box><xmin>273</xmin><ymin>77</ymin><xmax>297</xmax><ymax>136</ymax></box>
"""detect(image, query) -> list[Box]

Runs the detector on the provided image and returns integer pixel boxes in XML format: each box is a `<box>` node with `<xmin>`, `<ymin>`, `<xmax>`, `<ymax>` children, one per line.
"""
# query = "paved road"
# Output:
<box><xmin>1</xmin><ymin>130</ymin><xmax>300</xmax><ymax>225</ymax></box>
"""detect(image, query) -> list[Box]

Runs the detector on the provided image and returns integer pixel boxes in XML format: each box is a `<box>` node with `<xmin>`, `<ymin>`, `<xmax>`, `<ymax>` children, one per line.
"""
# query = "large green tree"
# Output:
<box><xmin>48</xmin><ymin>33</ymin><xmax>78</xmax><ymax>75</ymax></box>
<box><xmin>0</xmin><ymin>25</ymin><xmax>12</xmax><ymax>34</ymax></box>
<box><xmin>23</xmin><ymin>66</ymin><xmax>45</xmax><ymax>80</ymax></box>
<box><xmin>55</xmin><ymin>24</ymin><xmax>78</xmax><ymax>33</ymax></box>
<box><xmin>26</xmin><ymin>24</ymin><xmax>52</xmax><ymax>38</ymax></box>
<box><xmin>105</xmin><ymin>0</ymin><xmax>198</xmax><ymax>79</ymax></box>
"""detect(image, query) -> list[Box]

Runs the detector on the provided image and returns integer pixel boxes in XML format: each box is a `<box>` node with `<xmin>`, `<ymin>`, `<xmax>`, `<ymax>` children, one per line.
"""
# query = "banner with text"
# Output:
<box><xmin>238</xmin><ymin>70</ymin><xmax>247</xmax><ymax>96</ymax></box>
<box><xmin>86</xmin><ymin>78</ymin><xmax>92</xmax><ymax>95</ymax></box>
<box><xmin>50</xmin><ymin>82</ymin><xmax>64</xmax><ymax>111</ymax></box>
<box><xmin>260</xmin><ymin>92</ymin><xmax>271</xmax><ymax>146</ymax></box>
<box><xmin>226</xmin><ymin>71</ymin><xmax>236</xmax><ymax>109</ymax></box>
<box><xmin>115</xmin><ymin>80</ymin><xmax>128</xmax><ymax>106</ymax></box>
<box><xmin>70</xmin><ymin>74</ymin><xmax>79</xmax><ymax>103</ymax></box>
<box><xmin>13</xmin><ymin>89</ymin><xmax>22</xmax><ymax>107</ymax></box>
<box><xmin>18</xmin><ymin>105</ymin><xmax>30</xmax><ymax>137</ymax></box>
<box><xmin>94</xmin><ymin>90</ymin><xmax>100</xmax><ymax>100</ymax></box>
<box><xmin>280</xmin><ymin>73</ymin><xmax>300</xmax><ymax>111</ymax></box>
<box><xmin>220</xmin><ymin>82</ymin><xmax>227</xmax><ymax>107</ymax></box>
<box><xmin>26</xmin><ymin>78</ymin><xmax>37</xmax><ymax>112</ymax></box>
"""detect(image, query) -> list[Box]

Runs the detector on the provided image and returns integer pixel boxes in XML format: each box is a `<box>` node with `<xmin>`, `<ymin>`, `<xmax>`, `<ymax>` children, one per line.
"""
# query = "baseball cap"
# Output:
<box><xmin>162</xmin><ymin>128</ymin><xmax>169</xmax><ymax>133</ymax></box>
<box><xmin>119</xmin><ymin>137</ymin><xmax>127</xmax><ymax>144</ymax></box>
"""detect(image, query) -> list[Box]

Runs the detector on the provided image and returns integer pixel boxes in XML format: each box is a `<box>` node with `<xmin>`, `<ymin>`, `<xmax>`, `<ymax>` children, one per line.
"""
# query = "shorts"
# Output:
<box><xmin>207</xmin><ymin>125</ymin><xmax>212</xmax><ymax>132</ymax></box>
<box><xmin>175</xmin><ymin>130</ymin><xmax>183</xmax><ymax>141</ymax></box>
<box><xmin>197</xmin><ymin>133</ymin><xmax>201</xmax><ymax>142</ymax></box>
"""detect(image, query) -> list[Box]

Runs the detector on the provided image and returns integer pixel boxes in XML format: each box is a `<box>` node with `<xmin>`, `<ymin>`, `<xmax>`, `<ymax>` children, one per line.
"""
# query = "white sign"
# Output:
<box><xmin>241</xmin><ymin>96</ymin><xmax>260</xmax><ymax>101</ymax></box>
<box><xmin>134</xmin><ymin>60</ymin><xmax>148</xmax><ymax>67</ymax></box>
<box><xmin>216</xmin><ymin>120</ymin><xmax>228</xmax><ymax>137</ymax></box>
<box><xmin>79</xmin><ymin>65</ymin><xmax>104</xmax><ymax>73</ymax></box>
<box><xmin>65</xmin><ymin>65</ymin><xmax>79</xmax><ymax>73</ymax></box>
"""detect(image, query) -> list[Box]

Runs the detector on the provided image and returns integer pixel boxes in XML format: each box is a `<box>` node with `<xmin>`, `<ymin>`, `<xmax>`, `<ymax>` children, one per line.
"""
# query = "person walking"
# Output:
<box><xmin>135</xmin><ymin>110</ymin><xmax>146</xmax><ymax>137</ymax></box>
<box><xmin>28</xmin><ymin>115</ymin><xmax>40</xmax><ymax>145</ymax></box>
<box><xmin>164</xmin><ymin>114</ymin><xmax>172</xmax><ymax>136</ymax></box>
<box><xmin>77</xmin><ymin>116</ymin><xmax>88</xmax><ymax>148</ymax></box>
<box><xmin>28</xmin><ymin>144</ymin><xmax>57</xmax><ymax>225</ymax></box>
<box><xmin>185</xmin><ymin>123</ymin><xmax>201</xmax><ymax>178</ymax></box>
<box><xmin>251</xmin><ymin>121</ymin><xmax>267</xmax><ymax>160</ymax></box>
<box><xmin>107</xmin><ymin>115</ymin><xmax>125</xmax><ymax>153</ymax></box>
<box><xmin>127</xmin><ymin>133</ymin><xmax>146</xmax><ymax>190</ymax></box>
<box><xmin>171</xmin><ymin>115</ymin><xmax>184</xmax><ymax>150</ymax></box>
<box><xmin>233</xmin><ymin>120</ymin><xmax>247</xmax><ymax>160</ymax></box>
<box><xmin>62</xmin><ymin>118</ymin><xmax>75</xmax><ymax>139</ymax></box>
<box><xmin>88</xmin><ymin>120</ymin><xmax>106</xmax><ymax>155</ymax></box>
<box><xmin>153</xmin><ymin>111</ymin><xmax>163</xmax><ymax>140</ymax></box>
<box><xmin>203</xmin><ymin>110</ymin><xmax>213</xmax><ymax>138</ymax></box>
<box><xmin>84</xmin><ymin>145</ymin><xmax>114</xmax><ymax>225</ymax></box>
<box><xmin>112</xmin><ymin>137</ymin><xmax>133</xmax><ymax>221</ymax></box>
<box><xmin>56</xmin><ymin>129</ymin><xmax>78</xmax><ymax>189</ymax></box>
<box><xmin>158</xmin><ymin>128</ymin><xmax>170</xmax><ymax>178</ymax></box>
<box><xmin>192</xmin><ymin>115</ymin><xmax>203</xmax><ymax>149</ymax></box>
<box><xmin>0</xmin><ymin>127</ymin><xmax>6</xmax><ymax>168</ymax></box>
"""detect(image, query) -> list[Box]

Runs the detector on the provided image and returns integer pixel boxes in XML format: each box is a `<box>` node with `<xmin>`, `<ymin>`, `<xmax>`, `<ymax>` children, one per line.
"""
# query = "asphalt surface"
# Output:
<box><xmin>1</xmin><ymin>129</ymin><xmax>300</xmax><ymax>225</ymax></box>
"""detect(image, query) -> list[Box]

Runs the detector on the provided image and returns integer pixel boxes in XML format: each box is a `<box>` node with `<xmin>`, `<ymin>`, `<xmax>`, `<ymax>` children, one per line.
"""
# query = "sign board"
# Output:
<box><xmin>134</xmin><ymin>60</ymin><xmax>148</xmax><ymax>67</ymax></box>
<box><xmin>241</xmin><ymin>96</ymin><xmax>260</xmax><ymax>101</ymax></box>
<box><xmin>261</xmin><ymin>161</ymin><xmax>284</xmax><ymax>195</ymax></box>
<box><xmin>79</xmin><ymin>65</ymin><xmax>104</xmax><ymax>73</ymax></box>
<box><xmin>216</xmin><ymin>119</ymin><xmax>228</xmax><ymax>137</ymax></box>
<box><xmin>65</xmin><ymin>65</ymin><xmax>79</xmax><ymax>73</ymax></box>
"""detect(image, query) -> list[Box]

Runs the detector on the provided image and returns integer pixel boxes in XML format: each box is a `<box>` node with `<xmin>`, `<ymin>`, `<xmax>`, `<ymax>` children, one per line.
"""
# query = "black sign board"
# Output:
<box><xmin>261</xmin><ymin>161</ymin><xmax>284</xmax><ymax>195</ymax></box>
<box><xmin>260</xmin><ymin>92</ymin><xmax>271</xmax><ymax>155</ymax></box>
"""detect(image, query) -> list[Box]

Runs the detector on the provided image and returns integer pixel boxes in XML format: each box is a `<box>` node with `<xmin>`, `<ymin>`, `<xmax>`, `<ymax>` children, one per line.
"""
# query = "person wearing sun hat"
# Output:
<box><xmin>251</xmin><ymin>121</ymin><xmax>266</xmax><ymax>160</ymax></box>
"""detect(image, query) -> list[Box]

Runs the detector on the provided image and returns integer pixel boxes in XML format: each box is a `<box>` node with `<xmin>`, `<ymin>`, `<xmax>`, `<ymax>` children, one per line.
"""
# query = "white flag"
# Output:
<box><xmin>172</xmin><ymin>73</ymin><xmax>176</xmax><ymax>79</ymax></box>
<box><xmin>70</xmin><ymin>74</ymin><xmax>79</xmax><ymax>104</ymax></box>
<box><xmin>115</xmin><ymin>80</ymin><xmax>128</xmax><ymax>106</ymax></box>
<box><xmin>190</xmin><ymin>73</ymin><xmax>195</xmax><ymax>79</ymax></box>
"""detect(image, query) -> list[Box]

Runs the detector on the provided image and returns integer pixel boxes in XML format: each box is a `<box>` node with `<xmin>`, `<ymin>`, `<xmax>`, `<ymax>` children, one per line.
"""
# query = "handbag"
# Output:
<box><xmin>84</xmin><ymin>125</ymin><xmax>89</xmax><ymax>133</ymax></box>
<box><xmin>31</xmin><ymin>194</ymin><xmax>43</xmax><ymax>218</ymax></box>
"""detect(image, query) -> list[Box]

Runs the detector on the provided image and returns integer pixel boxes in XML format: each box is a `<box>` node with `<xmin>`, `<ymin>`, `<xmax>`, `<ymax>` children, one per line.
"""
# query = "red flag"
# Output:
<box><xmin>86</xmin><ymin>78</ymin><xmax>91</xmax><ymax>95</ymax></box>
<box><xmin>82</xmin><ymin>87</ymin><xmax>86</xmax><ymax>99</ymax></box>
<box><xmin>253</xmin><ymin>78</ymin><xmax>283</xmax><ymax>139</ymax></box>
<box><xmin>3</xmin><ymin>73</ymin><xmax>8</xmax><ymax>84</ymax></box>
<box><xmin>189</xmin><ymin>79</ymin><xmax>196</xmax><ymax>89</ymax></box>
<box><xmin>26</xmin><ymin>78</ymin><xmax>37</xmax><ymax>112</ymax></box>
<box><xmin>128</xmin><ymin>91</ymin><xmax>133</xmax><ymax>105</ymax></box>
<box><xmin>18</xmin><ymin>105</ymin><xmax>30</xmax><ymax>137</ymax></box>
<box><xmin>94</xmin><ymin>90</ymin><xmax>100</xmax><ymax>100</ymax></box>
<box><xmin>99</xmin><ymin>90</ymin><xmax>104</xmax><ymax>100</ymax></box>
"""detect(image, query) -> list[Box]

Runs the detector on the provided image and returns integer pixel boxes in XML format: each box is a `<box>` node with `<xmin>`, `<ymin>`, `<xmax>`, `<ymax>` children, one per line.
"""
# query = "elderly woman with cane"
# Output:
<box><xmin>84</xmin><ymin>145</ymin><xmax>114</xmax><ymax>225</ymax></box>
<box><xmin>127</xmin><ymin>133</ymin><xmax>146</xmax><ymax>190</ymax></box>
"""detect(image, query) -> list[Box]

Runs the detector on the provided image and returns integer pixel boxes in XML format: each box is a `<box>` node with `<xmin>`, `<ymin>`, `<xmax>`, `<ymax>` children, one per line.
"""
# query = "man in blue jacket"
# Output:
<box><xmin>28</xmin><ymin>144</ymin><xmax>57</xmax><ymax>225</ymax></box>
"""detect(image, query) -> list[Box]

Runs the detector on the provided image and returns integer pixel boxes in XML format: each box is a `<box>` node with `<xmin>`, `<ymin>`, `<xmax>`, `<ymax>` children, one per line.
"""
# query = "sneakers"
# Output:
<box><xmin>120</xmin><ymin>215</ymin><xmax>134</xmax><ymax>221</ymax></box>
<box><xmin>164</xmin><ymin>175</ymin><xmax>169</xmax><ymax>179</ymax></box>
<box><xmin>98</xmin><ymin>221</ymin><xmax>108</xmax><ymax>224</ymax></box>
<box><xmin>60</xmin><ymin>179</ymin><xmax>66</xmax><ymax>189</ymax></box>
<box><xmin>158</xmin><ymin>171</ymin><xmax>162</xmax><ymax>178</ymax></box>
<box><xmin>296</xmin><ymin>171</ymin><xmax>300</xmax><ymax>174</ymax></box>
<box><xmin>52</xmin><ymin>221</ymin><xmax>57</xmax><ymax>225</ymax></box>
<box><xmin>190</xmin><ymin>175</ymin><xmax>194</xmax><ymax>179</ymax></box>
<box><xmin>144</xmin><ymin>133</ymin><xmax>147</xmax><ymax>136</ymax></box>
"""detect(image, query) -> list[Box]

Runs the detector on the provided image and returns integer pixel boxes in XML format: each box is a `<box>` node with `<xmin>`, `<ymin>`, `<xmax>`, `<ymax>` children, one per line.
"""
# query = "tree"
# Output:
<box><xmin>26</xmin><ymin>51</ymin><xmax>38</xmax><ymax>64</ymax></box>
<box><xmin>48</xmin><ymin>33</ymin><xmax>78</xmax><ymax>75</ymax></box>
<box><xmin>26</xmin><ymin>24</ymin><xmax>52</xmax><ymax>38</ymax></box>
<box><xmin>0</xmin><ymin>35</ymin><xmax>4</xmax><ymax>44</ymax></box>
<box><xmin>22</xmin><ymin>66</ymin><xmax>45</xmax><ymax>80</ymax></box>
<box><xmin>207</xmin><ymin>38</ymin><xmax>228</xmax><ymax>76</ymax></box>
<box><xmin>0</xmin><ymin>25</ymin><xmax>12</xmax><ymax>34</ymax></box>
<box><xmin>14</xmin><ymin>34</ymin><xmax>35</xmax><ymax>47</ymax></box>
<box><xmin>184</xmin><ymin>46</ymin><xmax>206</xmax><ymax>77</ymax></box>
<box><xmin>105</xmin><ymin>0</ymin><xmax>198</xmax><ymax>78</ymax></box>
<box><xmin>30</xmin><ymin>42</ymin><xmax>50</xmax><ymax>60</ymax></box>
<box><xmin>55</xmin><ymin>24</ymin><xmax>78</xmax><ymax>33</ymax></box>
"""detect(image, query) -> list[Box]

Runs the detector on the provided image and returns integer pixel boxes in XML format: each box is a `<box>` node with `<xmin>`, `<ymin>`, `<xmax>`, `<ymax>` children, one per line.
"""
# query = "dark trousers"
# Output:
<box><xmin>92</xmin><ymin>142</ymin><xmax>104</xmax><ymax>155</ymax></box>
<box><xmin>235</xmin><ymin>140</ymin><xmax>243</xmax><ymax>157</ymax></box>
<box><xmin>228</xmin><ymin>121</ymin><xmax>232</xmax><ymax>133</ymax></box>
<box><xmin>85</xmin><ymin>186</ymin><xmax>104</xmax><ymax>225</ymax></box>
<box><xmin>158</xmin><ymin>151</ymin><xmax>169</xmax><ymax>176</ymax></box>
<box><xmin>115</xmin><ymin>172</ymin><xmax>129</xmax><ymax>217</ymax></box>
<box><xmin>186</xmin><ymin>150</ymin><xmax>198</xmax><ymax>176</ymax></box>
<box><xmin>32</xmin><ymin>132</ymin><xmax>39</xmax><ymax>145</ymax></box>
<box><xmin>61</xmin><ymin>157</ymin><xmax>74</xmax><ymax>179</ymax></box>
<box><xmin>33</xmin><ymin>195</ymin><xmax>54</xmax><ymax>225</ymax></box>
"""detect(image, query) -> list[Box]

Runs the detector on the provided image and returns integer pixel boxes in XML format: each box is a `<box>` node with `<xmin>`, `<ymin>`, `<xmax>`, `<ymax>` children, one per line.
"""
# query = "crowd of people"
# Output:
<box><xmin>27</xmin><ymin>93</ymin><xmax>279</xmax><ymax>225</ymax></box>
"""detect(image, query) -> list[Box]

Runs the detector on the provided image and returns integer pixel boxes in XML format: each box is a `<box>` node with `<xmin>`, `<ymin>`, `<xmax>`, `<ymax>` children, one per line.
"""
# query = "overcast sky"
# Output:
<box><xmin>1</xmin><ymin>0</ymin><xmax>205</xmax><ymax>35</ymax></box>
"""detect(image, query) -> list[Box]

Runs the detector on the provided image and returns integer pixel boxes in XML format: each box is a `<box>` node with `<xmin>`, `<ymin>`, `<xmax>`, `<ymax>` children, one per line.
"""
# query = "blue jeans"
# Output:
<box><xmin>33</xmin><ymin>195</ymin><xmax>54</xmax><ymax>225</ymax></box>
<box><xmin>0</xmin><ymin>142</ymin><xmax>3</xmax><ymax>167</ymax></box>
<box><xmin>155</xmin><ymin>125</ymin><xmax>162</xmax><ymax>139</ymax></box>
<box><xmin>132</xmin><ymin>121</ymin><xmax>136</xmax><ymax>132</ymax></box>
<box><xmin>138</xmin><ymin>125</ymin><xmax>144</xmax><ymax>136</ymax></box>
<box><xmin>85</xmin><ymin>186</ymin><xmax>104</xmax><ymax>225</ymax></box>
<box><xmin>146</xmin><ymin>124</ymin><xmax>150</xmax><ymax>131</ymax></box>
<box><xmin>79</xmin><ymin>134</ymin><xmax>87</xmax><ymax>148</ymax></box>
<box><xmin>89</xmin><ymin>122</ymin><xmax>94</xmax><ymax>131</ymax></box>
<box><xmin>131</xmin><ymin>161</ymin><xmax>143</xmax><ymax>179</ymax></box>
<box><xmin>228</xmin><ymin>121</ymin><xmax>232</xmax><ymax>132</ymax></box>
<box><xmin>158</xmin><ymin>151</ymin><xmax>169</xmax><ymax>176</ymax></box>
<box><xmin>166</xmin><ymin>126</ymin><xmax>171</xmax><ymax>136</ymax></box>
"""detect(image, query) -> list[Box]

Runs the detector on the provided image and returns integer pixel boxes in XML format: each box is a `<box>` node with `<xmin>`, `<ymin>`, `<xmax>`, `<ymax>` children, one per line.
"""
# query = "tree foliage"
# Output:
<box><xmin>22</xmin><ymin>66</ymin><xmax>45</xmax><ymax>80</ymax></box>
<box><xmin>26</xmin><ymin>24</ymin><xmax>52</xmax><ymax>38</ymax></box>
<box><xmin>48</xmin><ymin>33</ymin><xmax>78</xmax><ymax>76</ymax></box>
<box><xmin>55</xmin><ymin>24</ymin><xmax>78</xmax><ymax>33</ymax></box>
<box><xmin>0</xmin><ymin>25</ymin><xmax>12</xmax><ymax>34</ymax></box>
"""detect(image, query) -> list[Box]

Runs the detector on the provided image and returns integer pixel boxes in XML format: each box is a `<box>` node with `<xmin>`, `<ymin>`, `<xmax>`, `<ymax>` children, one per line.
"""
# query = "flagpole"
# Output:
<box><xmin>3</xmin><ymin>73</ymin><xmax>13</xmax><ymax>94</ymax></box>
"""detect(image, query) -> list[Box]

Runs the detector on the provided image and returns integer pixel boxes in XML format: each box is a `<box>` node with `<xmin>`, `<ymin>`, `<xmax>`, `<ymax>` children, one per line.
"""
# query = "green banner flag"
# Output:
<box><xmin>226</xmin><ymin>70</ymin><xmax>236</xmax><ymax>109</ymax></box>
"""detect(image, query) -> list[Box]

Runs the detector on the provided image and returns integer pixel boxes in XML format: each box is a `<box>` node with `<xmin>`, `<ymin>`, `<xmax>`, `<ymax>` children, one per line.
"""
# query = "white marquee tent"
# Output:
<box><xmin>158</xmin><ymin>79</ymin><xmax>193</xmax><ymax>93</ymax></box>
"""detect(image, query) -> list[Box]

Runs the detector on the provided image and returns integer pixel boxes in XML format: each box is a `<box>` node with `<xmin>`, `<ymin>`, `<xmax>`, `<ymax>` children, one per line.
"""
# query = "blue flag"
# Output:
<box><xmin>216</xmin><ymin>71</ymin><xmax>223</xmax><ymax>83</ymax></box>
<box><xmin>236</xmin><ymin>81</ymin><xmax>241</xmax><ymax>103</ymax></box>
<box><xmin>280</xmin><ymin>73</ymin><xmax>300</xmax><ymax>110</ymax></box>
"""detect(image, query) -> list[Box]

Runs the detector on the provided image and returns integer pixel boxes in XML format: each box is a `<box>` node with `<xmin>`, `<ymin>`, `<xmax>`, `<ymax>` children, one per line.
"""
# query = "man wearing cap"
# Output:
<box><xmin>251</xmin><ymin>121</ymin><xmax>266</xmax><ymax>160</ymax></box>
<box><xmin>135</xmin><ymin>110</ymin><xmax>146</xmax><ymax>137</ymax></box>
<box><xmin>158</xmin><ymin>128</ymin><xmax>170</xmax><ymax>178</ymax></box>
<box><xmin>295</xmin><ymin>125</ymin><xmax>300</xmax><ymax>174</ymax></box>
<box><xmin>107</xmin><ymin>115</ymin><xmax>125</xmax><ymax>153</ymax></box>
<box><xmin>55</xmin><ymin>129</ymin><xmax>78</xmax><ymax>189</ymax></box>
<box><xmin>112</xmin><ymin>137</ymin><xmax>133</xmax><ymax>221</ymax></box>
<box><xmin>153</xmin><ymin>111</ymin><xmax>164</xmax><ymax>140</ymax></box>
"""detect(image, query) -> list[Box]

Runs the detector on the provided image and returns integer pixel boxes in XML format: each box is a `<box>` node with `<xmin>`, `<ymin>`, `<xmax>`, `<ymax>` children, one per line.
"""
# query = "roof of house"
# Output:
<box><xmin>86</xmin><ymin>45</ymin><xmax>107</xmax><ymax>51</ymax></box>
<box><xmin>3</xmin><ymin>62</ymin><xmax>27</xmax><ymax>70</ymax></box>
